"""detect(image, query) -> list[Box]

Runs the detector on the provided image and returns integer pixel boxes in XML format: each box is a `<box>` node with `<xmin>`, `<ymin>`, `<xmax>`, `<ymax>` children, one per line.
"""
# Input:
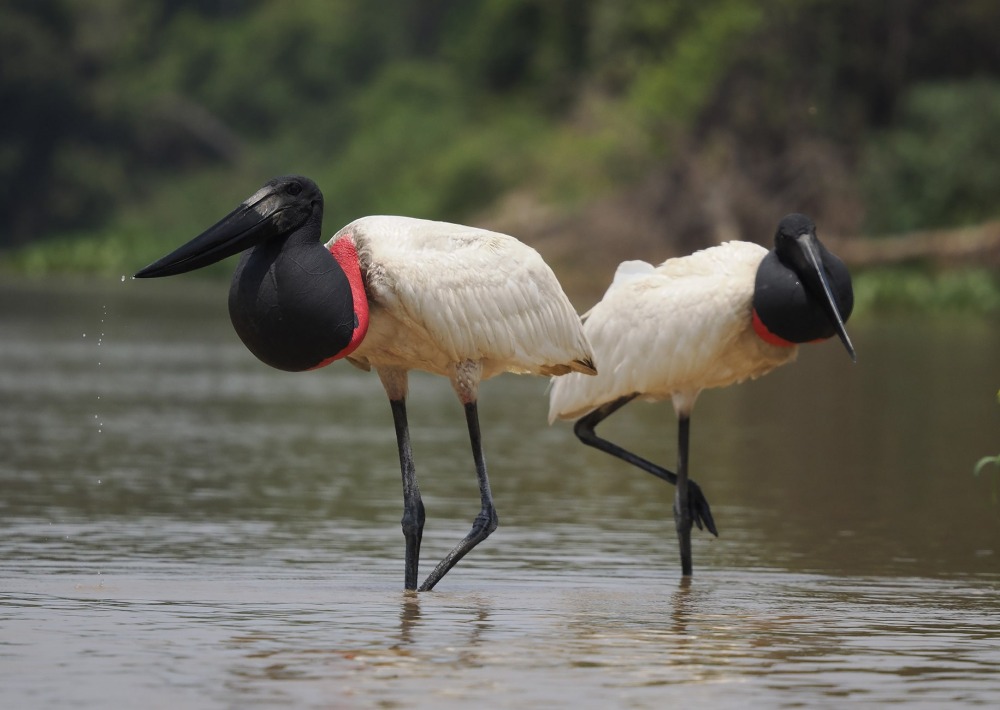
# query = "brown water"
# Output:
<box><xmin>1</xmin><ymin>277</ymin><xmax>998</xmax><ymax>708</ymax></box>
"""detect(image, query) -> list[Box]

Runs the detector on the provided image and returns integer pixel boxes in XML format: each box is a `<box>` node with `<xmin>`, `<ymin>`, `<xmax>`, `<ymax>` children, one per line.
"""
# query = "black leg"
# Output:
<box><xmin>388</xmin><ymin>398</ymin><xmax>425</xmax><ymax>591</ymax></box>
<box><xmin>574</xmin><ymin>396</ymin><xmax>717</xmax><ymax>537</ymax></box>
<box><xmin>675</xmin><ymin>414</ymin><xmax>693</xmax><ymax>576</ymax></box>
<box><xmin>419</xmin><ymin>401</ymin><xmax>499</xmax><ymax>591</ymax></box>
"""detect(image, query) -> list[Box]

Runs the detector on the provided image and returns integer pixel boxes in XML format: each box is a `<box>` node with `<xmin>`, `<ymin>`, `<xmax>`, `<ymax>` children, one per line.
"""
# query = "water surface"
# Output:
<box><xmin>1</xmin><ymin>277</ymin><xmax>998</xmax><ymax>708</ymax></box>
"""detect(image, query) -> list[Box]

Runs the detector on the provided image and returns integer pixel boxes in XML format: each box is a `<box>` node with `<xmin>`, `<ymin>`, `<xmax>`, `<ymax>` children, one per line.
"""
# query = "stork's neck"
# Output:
<box><xmin>228</xmin><ymin>219</ymin><xmax>368</xmax><ymax>372</ymax></box>
<box><xmin>751</xmin><ymin>249</ymin><xmax>852</xmax><ymax>346</ymax></box>
<box><xmin>282</xmin><ymin>208</ymin><xmax>325</xmax><ymax>248</ymax></box>
<box><xmin>751</xmin><ymin>308</ymin><xmax>799</xmax><ymax>348</ymax></box>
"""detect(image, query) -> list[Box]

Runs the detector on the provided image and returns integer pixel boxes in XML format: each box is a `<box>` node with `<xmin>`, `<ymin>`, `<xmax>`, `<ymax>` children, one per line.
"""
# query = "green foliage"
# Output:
<box><xmin>976</xmin><ymin>455</ymin><xmax>1000</xmax><ymax>505</ymax></box>
<box><xmin>975</xmin><ymin>455</ymin><xmax>1000</xmax><ymax>478</ymax></box>
<box><xmin>972</xmin><ymin>390</ymin><xmax>1000</xmax><ymax>505</ymax></box>
<box><xmin>315</xmin><ymin>61</ymin><xmax>544</xmax><ymax>225</ymax></box>
<box><xmin>622</xmin><ymin>0</ymin><xmax>764</xmax><ymax>137</ymax></box>
<box><xmin>851</xmin><ymin>267</ymin><xmax>1000</xmax><ymax>315</ymax></box>
<box><xmin>862</xmin><ymin>80</ymin><xmax>1000</xmax><ymax>234</ymax></box>
<box><xmin>3</xmin><ymin>0</ymin><xmax>1000</xmax><ymax>275</ymax></box>
<box><xmin>444</xmin><ymin>0</ymin><xmax>589</xmax><ymax>111</ymax></box>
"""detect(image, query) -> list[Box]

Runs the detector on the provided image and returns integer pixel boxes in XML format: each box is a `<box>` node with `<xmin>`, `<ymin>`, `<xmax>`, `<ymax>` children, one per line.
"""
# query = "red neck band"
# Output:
<box><xmin>308</xmin><ymin>236</ymin><xmax>369</xmax><ymax>369</ymax></box>
<box><xmin>751</xmin><ymin>308</ymin><xmax>798</xmax><ymax>348</ymax></box>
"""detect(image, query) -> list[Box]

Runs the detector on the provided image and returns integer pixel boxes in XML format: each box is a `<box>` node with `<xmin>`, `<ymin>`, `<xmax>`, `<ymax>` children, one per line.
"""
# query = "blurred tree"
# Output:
<box><xmin>0</xmin><ymin>0</ymin><xmax>107</xmax><ymax>244</ymax></box>
<box><xmin>862</xmin><ymin>80</ymin><xmax>1000</xmax><ymax>233</ymax></box>
<box><xmin>2</xmin><ymin>0</ymin><xmax>1000</xmax><ymax>263</ymax></box>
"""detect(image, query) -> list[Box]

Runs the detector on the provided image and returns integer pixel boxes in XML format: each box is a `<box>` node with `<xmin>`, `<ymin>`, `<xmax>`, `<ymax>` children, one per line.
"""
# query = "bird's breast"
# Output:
<box><xmin>752</xmin><ymin>251</ymin><xmax>850</xmax><ymax>345</ymax></box>
<box><xmin>227</xmin><ymin>239</ymin><xmax>368</xmax><ymax>372</ymax></box>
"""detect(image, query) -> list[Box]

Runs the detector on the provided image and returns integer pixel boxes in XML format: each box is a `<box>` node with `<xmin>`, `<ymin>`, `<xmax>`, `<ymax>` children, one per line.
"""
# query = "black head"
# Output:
<box><xmin>753</xmin><ymin>213</ymin><xmax>856</xmax><ymax>361</ymax></box>
<box><xmin>135</xmin><ymin>176</ymin><xmax>367</xmax><ymax>373</ymax></box>
<box><xmin>134</xmin><ymin>175</ymin><xmax>323</xmax><ymax>278</ymax></box>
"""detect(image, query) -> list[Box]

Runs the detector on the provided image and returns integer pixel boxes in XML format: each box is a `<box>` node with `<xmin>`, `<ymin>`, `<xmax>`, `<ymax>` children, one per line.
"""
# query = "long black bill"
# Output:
<box><xmin>796</xmin><ymin>234</ymin><xmax>857</xmax><ymax>362</ymax></box>
<box><xmin>135</xmin><ymin>193</ymin><xmax>283</xmax><ymax>278</ymax></box>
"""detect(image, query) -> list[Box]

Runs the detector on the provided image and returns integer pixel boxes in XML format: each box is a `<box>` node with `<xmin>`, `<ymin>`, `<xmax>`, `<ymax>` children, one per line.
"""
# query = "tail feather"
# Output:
<box><xmin>541</xmin><ymin>357</ymin><xmax>597</xmax><ymax>377</ymax></box>
<box><xmin>573</xmin><ymin>357</ymin><xmax>597</xmax><ymax>376</ymax></box>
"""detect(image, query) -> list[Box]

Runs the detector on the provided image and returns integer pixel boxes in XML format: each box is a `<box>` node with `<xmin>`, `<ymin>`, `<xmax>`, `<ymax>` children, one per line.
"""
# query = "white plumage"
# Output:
<box><xmin>323</xmin><ymin>214</ymin><xmax>595</xmax><ymax>591</ymax></box>
<box><xmin>331</xmin><ymin>215</ymin><xmax>596</xmax><ymax>380</ymax></box>
<box><xmin>549</xmin><ymin>241</ymin><xmax>796</xmax><ymax>422</ymax></box>
<box><xmin>545</xmin><ymin>214</ymin><xmax>857</xmax><ymax>580</ymax></box>
<box><xmin>135</xmin><ymin>175</ymin><xmax>598</xmax><ymax>592</ymax></box>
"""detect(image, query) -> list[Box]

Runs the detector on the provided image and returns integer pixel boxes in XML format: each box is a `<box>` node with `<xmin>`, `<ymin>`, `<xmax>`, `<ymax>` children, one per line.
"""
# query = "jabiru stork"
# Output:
<box><xmin>135</xmin><ymin>175</ymin><xmax>596</xmax><ymax>591</ymax></box>
<box><xmin>548</xmin><ymin>213</ymin><xmax>855</xmax><ymax>577</ymax></box>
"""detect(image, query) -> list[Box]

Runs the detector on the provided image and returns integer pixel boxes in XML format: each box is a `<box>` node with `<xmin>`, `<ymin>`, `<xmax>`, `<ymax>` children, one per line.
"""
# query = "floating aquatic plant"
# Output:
<box><xmin>973</xmin><ymin>390</ymin><xmax>1000</xmax><ymax>504</ymax></box>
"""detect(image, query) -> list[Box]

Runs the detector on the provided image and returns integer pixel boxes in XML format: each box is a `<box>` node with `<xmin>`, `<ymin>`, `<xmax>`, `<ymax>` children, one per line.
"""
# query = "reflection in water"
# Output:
<box><xmin>1</xmin><ymin>278</ymin><xmax>999</xmax><ymax>708</ymax></box>
<box><xmin>397</xmin><ymin>592</ymin><xmax>423</xmax><ymax>647</ymax></box>
<box><xmin>669</xmin><ymin>575</ymin><xmax>694</xmax><ymax>638</ymax></box>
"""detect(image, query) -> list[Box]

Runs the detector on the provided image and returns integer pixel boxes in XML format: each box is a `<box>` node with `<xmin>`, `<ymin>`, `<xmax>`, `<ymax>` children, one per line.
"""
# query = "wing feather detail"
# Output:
<box><xmin>549</xmin><ymin>241</ymin><xmax>783</xmax><ymax>422</ymax></box>
<box><xmin>330</xmin><ymin>216</ymin><xmax>594</xmax><ymax>378</ymax></box>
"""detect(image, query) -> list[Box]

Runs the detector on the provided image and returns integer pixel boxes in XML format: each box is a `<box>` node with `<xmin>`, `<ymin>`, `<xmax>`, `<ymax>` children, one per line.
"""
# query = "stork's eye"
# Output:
<box><xmin>286</xmin><ymin>182</ymin><xmax>302</xmax><ymax>196</ymax></box>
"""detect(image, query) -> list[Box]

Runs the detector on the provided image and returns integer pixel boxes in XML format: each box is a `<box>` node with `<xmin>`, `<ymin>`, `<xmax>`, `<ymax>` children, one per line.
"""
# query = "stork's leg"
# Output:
<box><xmin>378</xmin><ymin>368</ymin><xmax>425</xmax><ymax>591</ymax></box>
<box><xmin>419</xmin><ymin>361</ymin><xmax>498</xmax><ymax>591</ymax></box>
<box><xmin>675</xmin><ymin>414</ymin><xmax>693</xmax><ymax>576</ymax></box>
<box><xmin>574</xmin><ymin>396</ymin><xmax>717</xmax><ymax>537</ymax></box>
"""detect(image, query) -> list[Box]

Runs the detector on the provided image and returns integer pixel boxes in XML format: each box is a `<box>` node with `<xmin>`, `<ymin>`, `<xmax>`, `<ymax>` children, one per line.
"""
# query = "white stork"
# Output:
<box><xmin>548</xmin><ymin>213</ymin><xmax>855</xmax><ymax>577</ymax></box>
<box><xmin>136</xmin><ymin>175</ymin><xmax>595</xmax><ymax>591</ymax></box>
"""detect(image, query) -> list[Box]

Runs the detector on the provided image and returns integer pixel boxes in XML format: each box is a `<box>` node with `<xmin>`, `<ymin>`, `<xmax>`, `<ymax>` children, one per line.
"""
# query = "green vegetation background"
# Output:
<box><xmin>2</xmin><ymin>0</ymin><xmax>999</xmax><ymax>308</ymax></box>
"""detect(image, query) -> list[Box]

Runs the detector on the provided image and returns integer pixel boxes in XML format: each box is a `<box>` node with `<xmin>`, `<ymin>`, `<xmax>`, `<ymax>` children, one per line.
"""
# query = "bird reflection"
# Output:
<box><xmin>394</xmin><ymin>591</ymin><xmax>493</xmax><ymax>658</ymax></box>
<box><xmin>397</xmin><ymin>592</ymin><xmax>423</xmax><ymax>646</ymax></box>
<box><xmin>670</xmin><ymin>575</ymin><xmax>695</xmax><ymax>637</ymax></box>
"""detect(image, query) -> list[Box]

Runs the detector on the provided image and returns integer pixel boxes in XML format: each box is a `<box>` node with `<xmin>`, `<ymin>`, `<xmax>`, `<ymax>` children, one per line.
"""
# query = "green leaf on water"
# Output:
<box><xmin>975</xmin><ymin>454</ymin><xmax>1000</xmax><ymax>506</ymax></box>
<box><xmin>974</xmin><ymin>455</ymin><xmax>1000</xmax><ymax>477</ymax></box>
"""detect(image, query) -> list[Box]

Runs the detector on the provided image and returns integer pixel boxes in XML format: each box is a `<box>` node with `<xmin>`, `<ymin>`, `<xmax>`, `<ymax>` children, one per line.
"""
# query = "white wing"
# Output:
<box><xmin>329</xmin><ymin>216</ymin><xmax>594</xmax><ymax>378</ymax></box>
<box><xmin>549</xmin><ymin>241</ymin><xmax>792</xmax><ymax>421</ymax></box>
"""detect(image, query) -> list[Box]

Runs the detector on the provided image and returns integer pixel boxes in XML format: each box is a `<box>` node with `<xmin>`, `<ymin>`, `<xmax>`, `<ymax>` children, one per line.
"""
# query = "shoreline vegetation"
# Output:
<box><xmin>4</xmin><ymin>217</ymin><xmax>999</xmax><ymax>316</ymax></box>
<box><xmin>2</xmin><ymin>1</ymin><xmax>998</xmax><ymax>314</ymax></box>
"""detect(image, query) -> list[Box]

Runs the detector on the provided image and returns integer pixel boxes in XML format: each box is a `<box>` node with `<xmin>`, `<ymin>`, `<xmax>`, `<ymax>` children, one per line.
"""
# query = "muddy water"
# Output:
<box><xmin>1</xmin><ymin>277</ymin><xmax>998</xmax><ymax>708</ymax></box>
